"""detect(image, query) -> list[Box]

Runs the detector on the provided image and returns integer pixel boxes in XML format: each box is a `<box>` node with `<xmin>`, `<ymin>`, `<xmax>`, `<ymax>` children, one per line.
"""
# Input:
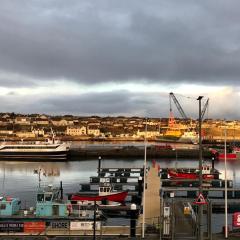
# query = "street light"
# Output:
<box><xmin>142</xmin><ymin>118</ymin><xmax>147</xmax><ymax>238</ymax></box>
<box><xmin>93</xmin><ymin>200</ymin><xmax>97</xmax><ymax>240</ymax></box>
<box><xmin>197</xmin><ymin>96</ymin><xmax>203</xmax><ymax>240</ymax></box>
<box><xmin>224</xmin><ymin>128</ymin><xmax>228</xmax><ymax>239</ymax></box>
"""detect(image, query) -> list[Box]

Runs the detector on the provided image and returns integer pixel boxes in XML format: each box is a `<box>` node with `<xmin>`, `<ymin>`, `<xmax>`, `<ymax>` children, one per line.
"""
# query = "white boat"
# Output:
<box><xmin>0</xmin><ymin>139</ymin><xmax>70</xmax><ymax>160</ymax></box>
<box><xmin>178</xmin><ymin>131</ymin><xmax>199</xmax><ymax>144</ymax></box>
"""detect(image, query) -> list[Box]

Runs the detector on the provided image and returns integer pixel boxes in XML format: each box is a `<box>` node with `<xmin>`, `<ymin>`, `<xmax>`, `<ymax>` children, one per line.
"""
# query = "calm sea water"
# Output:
<box><xmin>0</xmin><ymin>146</ymin><xmax>240</xmax><ymax>233</ymax></box>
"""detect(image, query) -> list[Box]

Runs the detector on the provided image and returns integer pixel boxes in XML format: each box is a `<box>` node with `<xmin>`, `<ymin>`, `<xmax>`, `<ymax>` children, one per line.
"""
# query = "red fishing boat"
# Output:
<box><xmin>211</xmin><ymin>148</ymin><xmax>238</xmax><ymax>161</ymax></box>
<box><xmin>168</xmin><ymin>165</ymin><xmax>219</xmax><ymax>180</ymax></box>
<box><xmin>70</xmin><ymin>185</ymin><xmax>128</xmax><ymax>203</ymax></box>
<box><xmin>217</xmin><ymin>153</ymin><xmax>237</xmax><ymax>161</ymax></box>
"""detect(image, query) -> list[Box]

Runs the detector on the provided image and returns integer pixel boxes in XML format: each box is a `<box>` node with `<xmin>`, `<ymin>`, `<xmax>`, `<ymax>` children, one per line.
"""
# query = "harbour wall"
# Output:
<box><xmin>69</xmin><ymin>147</ymin><xmax>213</xmax><ymax>160</ymax></box>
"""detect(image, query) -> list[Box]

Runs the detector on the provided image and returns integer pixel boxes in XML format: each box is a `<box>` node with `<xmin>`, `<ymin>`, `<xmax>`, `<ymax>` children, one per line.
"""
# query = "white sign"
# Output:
<box><xmin>164</xmin><ymin>207</ymin><xmax>170</xmax><ymax>217</ymax></box>
<box><xmin>70</xmin><ymin>221</ymin><xmax>100</xmax><ymax>231</ymax></box>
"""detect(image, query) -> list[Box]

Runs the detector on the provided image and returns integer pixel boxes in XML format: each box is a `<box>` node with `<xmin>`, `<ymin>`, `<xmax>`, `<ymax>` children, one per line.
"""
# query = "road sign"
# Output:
<box><xmin>193</xmin><ymin>193</ymin><xmax>207</xmax><ymax>205</ymax></box>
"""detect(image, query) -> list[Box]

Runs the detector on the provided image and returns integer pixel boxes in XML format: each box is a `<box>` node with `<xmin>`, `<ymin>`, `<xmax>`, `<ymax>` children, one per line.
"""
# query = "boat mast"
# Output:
<box><xmin>37</xmin><ymin>168</ymin><xmax>42</xmax><ymax>188</ymax></box>
<box><xmin>2</xmin><ymin>162</ymin><xmax>5</xmax><ymax>196</ymax></box>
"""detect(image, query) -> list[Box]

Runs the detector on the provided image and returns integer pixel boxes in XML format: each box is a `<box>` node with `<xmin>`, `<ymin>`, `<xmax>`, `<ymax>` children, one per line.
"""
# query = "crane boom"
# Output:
<box><xmin>169</xmin><ymin>92</ymin><xmax>188</xmax><ymax>119</ymax></box>
<box><xmin>169</xmin><ymin>93</ymin><xmax>175</xmax><ymax>127</ymax></box>
<box><xmin>201</xmin><ymin>98</ymin><xmax>209</xmax><ymax>119</ymax></box>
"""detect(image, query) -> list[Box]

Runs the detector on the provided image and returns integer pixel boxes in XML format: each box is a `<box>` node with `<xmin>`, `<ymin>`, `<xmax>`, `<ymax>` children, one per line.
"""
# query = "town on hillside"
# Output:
<box><xmin>0</xmin><ymin>113</ymin><xmax>238</xmax><ymax>142</ymax></box>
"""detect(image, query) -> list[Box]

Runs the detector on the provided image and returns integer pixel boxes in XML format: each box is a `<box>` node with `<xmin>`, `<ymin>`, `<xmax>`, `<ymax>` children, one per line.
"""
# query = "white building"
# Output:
<box><xmin>66</xmin><ymin>126</ymin><xmax>87</xmax><ymax>136</ymax></box>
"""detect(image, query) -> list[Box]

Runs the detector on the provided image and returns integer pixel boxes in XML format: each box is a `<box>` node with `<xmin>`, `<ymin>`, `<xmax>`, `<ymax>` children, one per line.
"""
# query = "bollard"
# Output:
<box><xmin>130</xmin><ymin>203</ymin><xmax>137</xmax><ymax>238</ymax></box>
<box><xmin>138</xmin><ymin>176</ymin><xmax>143</xmax><ymax>197</ymax></box>
<box><xmin>98</xmin><ymin>156</ymin><xmax>102</xmax><ymax>176</ymax></box>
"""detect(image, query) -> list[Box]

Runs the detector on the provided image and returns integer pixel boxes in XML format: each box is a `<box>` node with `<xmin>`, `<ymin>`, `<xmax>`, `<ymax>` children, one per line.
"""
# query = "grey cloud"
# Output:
<box><xmin>38</xmin><ymin>91</ymin><xmax>167</xmax><ymax>117</ymax></box>
<box><xmin>0</xmin><ymin>89</ymin><xmax>238</xmax><ymax>120</ymax></box>
<box><xmin>0</xmin><ymin>1</ymin><xmax>240</xmax><ymax>87</ymax></box>
<box><xmin>0</xmin><ymin>90</ymin><xmax>168</xmax><ymax>117</ymax></box>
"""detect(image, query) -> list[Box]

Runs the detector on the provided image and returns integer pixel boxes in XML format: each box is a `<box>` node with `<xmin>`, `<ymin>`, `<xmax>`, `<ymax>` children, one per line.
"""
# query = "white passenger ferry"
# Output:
<box><xmin>0</xmin><ymin>139</ymin><xmax>70</xmax><ymax>160</ymax></box>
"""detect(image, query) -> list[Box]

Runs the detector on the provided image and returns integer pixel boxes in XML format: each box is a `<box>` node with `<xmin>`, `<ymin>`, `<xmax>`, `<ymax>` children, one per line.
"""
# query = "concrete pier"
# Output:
<box><xmin>145</xmin><ymin>165</ymin><xmax>161</xmax><ymax>223</ymax></box>
<box><xmin>70</xmin><ymin>147</ymin><xmax>212</xmax><ymax>159</ymax></box>
<box><xmin>139</xmin><ymin>164</ymin><xmax>161</xmax><ymax>230</ymax></box>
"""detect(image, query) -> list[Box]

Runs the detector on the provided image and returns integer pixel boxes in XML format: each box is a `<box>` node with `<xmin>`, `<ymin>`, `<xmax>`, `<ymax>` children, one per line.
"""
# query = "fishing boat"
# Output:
<box><xmin>211</xmin><ymin>148</ymin><xmax>239</xmax><ymax>161</ymax></box>
<box><xmin>168</xmin><ymin>165</ymin><xmax>220</xmax><ymax>180</ymax></box>
<box><xmin>217</xmin><ymin>153</ymin><xmax>237</xmax><ymax>161</ymax></box>
<box><xmin>0</xmin><ymin>183</ymin><xmax>101</xmax><ymax>220</ymax></box>
<box><xmin>0</xmin><ymin>139</ymin><xmax>70</xmax><ymax>160</ymax></box>
<box><xmin>70</xmin><ymin>184</ymin><xmax>128</xmax><ymax>203</ymax></box>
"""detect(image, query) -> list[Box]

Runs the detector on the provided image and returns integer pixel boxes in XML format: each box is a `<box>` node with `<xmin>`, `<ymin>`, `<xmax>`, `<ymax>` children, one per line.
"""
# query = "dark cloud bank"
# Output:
<box><xmin>0</xmin><ymin>0</ymin><xmax>239</xmax><ymax>118</ymax></box>
<box><xmin>1</xmin><ymin>0</ymin><xmax>240</xmax><ymax>85</ymax></box>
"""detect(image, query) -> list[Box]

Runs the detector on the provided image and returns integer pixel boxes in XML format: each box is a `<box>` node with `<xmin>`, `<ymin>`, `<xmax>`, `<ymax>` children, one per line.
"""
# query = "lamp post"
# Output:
<box><xmin>197</xmin><ymin>96</ymin><xmax>203</xmax><ymax>240</ymax></box>
<box><xmin>224</xmin><ymin>128</ymin><xmax>228</xmax><ymax>239</ymax></box>
<box><xmin>142</xmin><ymin>118</ymin><xmax>147</xmax><ymax>238</ymax></box>
<box><xmin>98</xmin><ymin>156</ymin><xmax>102</xmax><ymax>177</ymax></box>
<box><xmin>93</xmin><ymin>200</ymin><xmax>96</xmax><ymax>240</ymax></box>
<box><xmin>130</xmin><ymin>203</ymin><xmax>137</xmax><ymax>237</ymax></box>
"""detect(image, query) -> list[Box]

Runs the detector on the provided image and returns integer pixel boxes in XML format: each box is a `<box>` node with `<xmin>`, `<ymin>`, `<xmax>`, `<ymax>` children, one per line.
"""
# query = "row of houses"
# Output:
<box><xmin>0</xmin><ymin>113</ymin><xmax>240</xmax><ymax>139</ymax></box>
<box><xmin>0</xmin><ymin>125</ymin><xmax>162</xmax><ymax>139</ymax></box>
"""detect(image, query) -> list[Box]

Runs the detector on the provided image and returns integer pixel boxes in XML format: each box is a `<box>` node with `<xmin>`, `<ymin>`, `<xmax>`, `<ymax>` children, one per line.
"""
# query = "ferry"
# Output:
<box><xmin>0</xmin><ymin>140</ymin><xmax>70</xmax><ymax>160</ymax></box>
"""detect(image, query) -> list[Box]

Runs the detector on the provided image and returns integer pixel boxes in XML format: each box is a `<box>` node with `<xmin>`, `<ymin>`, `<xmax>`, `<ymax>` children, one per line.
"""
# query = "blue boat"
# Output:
<box><xmin>0</xmin><ymin>182</ymin><xmax>101</xmax><ymax>220</ymax></box>
<box><xmin>0</xmin><ymin>196</ymin><xmax>21</xmax><ymax>216</ymax></box>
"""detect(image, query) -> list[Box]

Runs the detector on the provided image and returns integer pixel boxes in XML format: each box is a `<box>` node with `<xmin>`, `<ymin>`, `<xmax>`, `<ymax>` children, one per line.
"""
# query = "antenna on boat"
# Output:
<box><xmin>34</xmin><ymin>168</ymin><xmax>42</xmax><ymax>188</ymax></box>
<box><xmin>2</xmin><ymin>162</ymin><xmax>5</xmax><ymax>196</ymax></box>
<box><xmin>38</xmin><ymin>168</ymin><xmax>41</xmax><ymax>188</ymax></box>
<box><xmin>51</xmin><ymin>127</ymin><xmax>55</xmax><ymax>144</ymax></box>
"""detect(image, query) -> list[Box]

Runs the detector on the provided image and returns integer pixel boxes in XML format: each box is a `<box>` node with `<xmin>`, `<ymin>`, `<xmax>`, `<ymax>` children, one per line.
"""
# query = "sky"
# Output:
<box><xmin>0</xmin><ymin>0</ymin><xmax>240</xmax><ymax>119</ymax></box>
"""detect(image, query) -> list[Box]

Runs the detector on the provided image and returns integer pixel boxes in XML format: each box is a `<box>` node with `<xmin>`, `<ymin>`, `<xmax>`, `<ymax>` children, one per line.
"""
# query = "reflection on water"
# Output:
<box><xmin>1</xmin><ymin>158</ymin><xmax>240</xmax><ymax>197</ymax></box>
<box><xmin>0</xmin><ymin>159</ymin><xmax>145</xmax><ymax>206</ymax></box>
<box><xmin>1</xmin><ymin>158</ymin><xmax>240</xmax><ymax>233</ymax></box>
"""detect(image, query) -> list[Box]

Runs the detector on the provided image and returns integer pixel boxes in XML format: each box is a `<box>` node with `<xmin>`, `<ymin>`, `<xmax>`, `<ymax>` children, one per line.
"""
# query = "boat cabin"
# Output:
<box><xmin>202</xmin><ymin>165</ymin><xmax>211</xmax><ymax>174</ymax></box>
<box><xmin>36</xmin><ymin>185</ymin><xmax>68</xmax><ymax>217</ymax></box>
<box><xmin>99</xmin><ymin>186</ymin><xmax>113</xmax><ymax>196</ymax></box>
<box><xmin>0</xmin><ymin>197</ymin><xmax>21</xmax><ymax>216</ymax></box>
<box><xmin>99</xmin><ymin>178</ymin><xmax>114</xmax><ymax>196</ymax></box>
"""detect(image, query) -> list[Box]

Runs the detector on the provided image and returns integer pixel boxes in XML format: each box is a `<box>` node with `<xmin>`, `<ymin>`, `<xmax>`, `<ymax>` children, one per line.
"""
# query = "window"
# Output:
<box><xmin>37</xmin><ymin>194</ymin><xmax>44</xmax><ymax>202</ymax></box>
<box><xmin>0</xmin><ymin>204</ymin><xmax>6</xmax><ymax>210</ymax></box>
<box><xmin>45</xmin><ymin>194</ymin><xmax>52</xmax><ymax>201</ymax></box>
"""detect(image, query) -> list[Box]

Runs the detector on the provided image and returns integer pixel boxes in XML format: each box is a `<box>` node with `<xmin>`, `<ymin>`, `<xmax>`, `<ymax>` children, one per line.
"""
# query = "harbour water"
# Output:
<box><xmin>0</xmin><ymin>150</ymin><xmax>240</xmax><ymax>233</ymax></box>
